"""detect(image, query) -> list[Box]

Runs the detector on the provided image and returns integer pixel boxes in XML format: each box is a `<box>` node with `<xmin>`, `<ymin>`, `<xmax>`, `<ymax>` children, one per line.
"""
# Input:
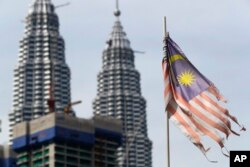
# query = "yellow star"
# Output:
<box><xmin>177</xmin><ymin>70</ymin><xmax>195</xmax><ymax>86</ymax></box>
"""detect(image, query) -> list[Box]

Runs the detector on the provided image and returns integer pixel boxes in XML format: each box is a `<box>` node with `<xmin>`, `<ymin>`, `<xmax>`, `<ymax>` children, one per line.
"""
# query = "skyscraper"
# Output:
<box><xmin>93</xmin><ymin>6</ymin><xmax>153</xmax><ymax>167</ymax></box>
<box><xmin>9</xmin><ymin>0</ymin><xmax>71</xmax><ymax>142</ymax></box>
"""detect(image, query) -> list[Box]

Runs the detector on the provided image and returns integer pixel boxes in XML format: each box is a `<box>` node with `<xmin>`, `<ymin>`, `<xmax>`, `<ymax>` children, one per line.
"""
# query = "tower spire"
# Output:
<box><xmin>114</xmin><ymin>0</ymin><xmax>121</xmax><ymax>18</ymax></box>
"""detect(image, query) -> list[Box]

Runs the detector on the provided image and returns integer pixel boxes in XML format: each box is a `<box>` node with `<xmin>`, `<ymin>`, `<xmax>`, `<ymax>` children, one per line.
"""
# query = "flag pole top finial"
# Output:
<box><xmin>114</xmin><ymin>0</ymin><xmax>121</xmax><ymax>17</ymax></box>
<box><xmin>164</xmin><ymin>16</ymin><xmax>169</xmax><ymax>38</ymax></box>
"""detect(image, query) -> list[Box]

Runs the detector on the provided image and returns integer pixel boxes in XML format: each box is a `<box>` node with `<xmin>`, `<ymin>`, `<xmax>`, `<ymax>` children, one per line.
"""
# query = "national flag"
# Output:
<box><xmin>162</xmin><ymin>36</ymin><xmax>245</xmax><ymax>160</ymax></box>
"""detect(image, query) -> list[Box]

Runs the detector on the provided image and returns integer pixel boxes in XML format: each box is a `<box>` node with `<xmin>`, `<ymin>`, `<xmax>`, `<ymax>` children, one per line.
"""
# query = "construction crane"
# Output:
<box><xmin>64</xmin><ymin>101</ymin><xmax>82</xmax><ymax>114</ymax></box>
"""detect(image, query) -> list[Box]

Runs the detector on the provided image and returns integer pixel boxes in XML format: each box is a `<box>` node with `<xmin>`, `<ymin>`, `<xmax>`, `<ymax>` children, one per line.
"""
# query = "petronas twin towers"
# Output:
<box><xmin>9</xmin><ymin>0</ymin><xmax>152</xmax><ymax>166</ymax></box>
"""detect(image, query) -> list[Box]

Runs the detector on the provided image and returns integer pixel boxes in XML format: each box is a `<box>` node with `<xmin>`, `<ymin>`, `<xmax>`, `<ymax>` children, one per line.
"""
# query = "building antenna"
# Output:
<box><xmin>55</xmin><ymin>2</ymin><xmax>70</xmax><ymax>9</ymax></box>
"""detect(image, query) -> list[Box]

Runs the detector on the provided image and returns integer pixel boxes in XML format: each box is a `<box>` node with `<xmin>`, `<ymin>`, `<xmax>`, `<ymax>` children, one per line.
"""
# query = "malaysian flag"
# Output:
<box><xmin>162</xmin><ymin>36</ymin><xmax>245</xmax><ymax>161</ymax></box>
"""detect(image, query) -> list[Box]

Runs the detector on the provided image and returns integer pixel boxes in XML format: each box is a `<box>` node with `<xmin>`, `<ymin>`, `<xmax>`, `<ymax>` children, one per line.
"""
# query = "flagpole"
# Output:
<box><xmin>163</xmin><ymin>16</ymin><xmax>171</xmax><ymax>167</ymax></box>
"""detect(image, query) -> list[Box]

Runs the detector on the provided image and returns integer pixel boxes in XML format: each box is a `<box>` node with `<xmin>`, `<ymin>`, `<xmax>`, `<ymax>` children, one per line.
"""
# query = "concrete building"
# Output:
<box><xmin>12</xmin><ymin>113</ymin><xmax>122</xmax><ymax>167</ymax></box>
<box><xmin>9</xmin><ymin>0</ymin><xmax>72</xmax><ymax>142</ymax></box>
<box><xmin>0</xmin><ymin>144</ymin><xmax>16</xmax><ymax>167</ymax></box>
<box><xmin>93</xmin><ymin>5</ymin><xmax>153</xmax><ymax>167</ymax></box>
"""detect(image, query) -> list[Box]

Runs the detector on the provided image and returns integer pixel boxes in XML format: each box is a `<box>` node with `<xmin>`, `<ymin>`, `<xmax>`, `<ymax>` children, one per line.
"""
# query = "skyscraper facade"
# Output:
<box><xmin>93</xmin><ymin>8</ymin><xmax>152</xmax><ymax>167</ymax></box>
<box><xmin>9</xmin><ymin>0</ymin><xmax>71</xmax><ymax>142</ymax></box>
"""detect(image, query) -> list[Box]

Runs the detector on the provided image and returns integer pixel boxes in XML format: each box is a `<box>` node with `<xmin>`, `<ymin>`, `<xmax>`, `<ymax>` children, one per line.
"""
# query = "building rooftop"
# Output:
<box><xmin>12</xmin><ymin>113</ymin><xmax>123</xmax><ymax>150</ymax></box>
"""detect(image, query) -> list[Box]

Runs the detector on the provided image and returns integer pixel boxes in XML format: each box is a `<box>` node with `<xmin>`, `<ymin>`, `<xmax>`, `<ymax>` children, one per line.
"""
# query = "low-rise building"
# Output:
<box><xmin>12</xmin><ymin>113</ymin><xmax>122</xmax><ymax>167</ymax></box>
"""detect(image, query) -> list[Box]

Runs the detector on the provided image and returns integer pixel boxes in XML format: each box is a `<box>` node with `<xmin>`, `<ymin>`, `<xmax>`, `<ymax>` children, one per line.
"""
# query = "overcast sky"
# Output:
<box><xmin>0</xmin><ymin>0</ymin><xmax>250</xmax><ymax>167</ymax></box>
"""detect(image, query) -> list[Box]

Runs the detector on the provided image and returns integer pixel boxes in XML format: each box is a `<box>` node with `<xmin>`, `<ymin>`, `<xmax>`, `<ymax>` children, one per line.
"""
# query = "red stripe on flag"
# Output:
<box><xmin>167</xmin><ymin>101</ymin><xmax>201</xmax><ymax>143</ymax></box>
<box><xmin>164</xmin><ymin>84</ymin><xmax>171</xmax><ymax>97</ymax></box>
<box><xmin>174</xmin><ymin>92</ymin><xmax>230</xmax><ymax>137</ymax></box>
<box><xmin>208</xmin><ymin>86</ymin><xmax>227</xmax><ymax>102</ymax></box>
<box><xmin>200</xmin><ymin>92</ymin><xmax>241</xmax><ymax>126</ymax></box>
<box><xmin>193</xmin><ymin>97</ymin><xmax>231</xmax><ymax>129</ymax></box>
<box><xmin>162</xmin><ymin>61</ymin><xmax>169</xmax><ymax>80</ymax></box>
<box><xmin>167</xmin><ymin>100</ymin><xmax>211</xmax><ymax>156</ymax></box>
<box><xmin>187</xmin><ymin>114</ymin><xmax>224</xmax><ymax>148</ymax></box>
